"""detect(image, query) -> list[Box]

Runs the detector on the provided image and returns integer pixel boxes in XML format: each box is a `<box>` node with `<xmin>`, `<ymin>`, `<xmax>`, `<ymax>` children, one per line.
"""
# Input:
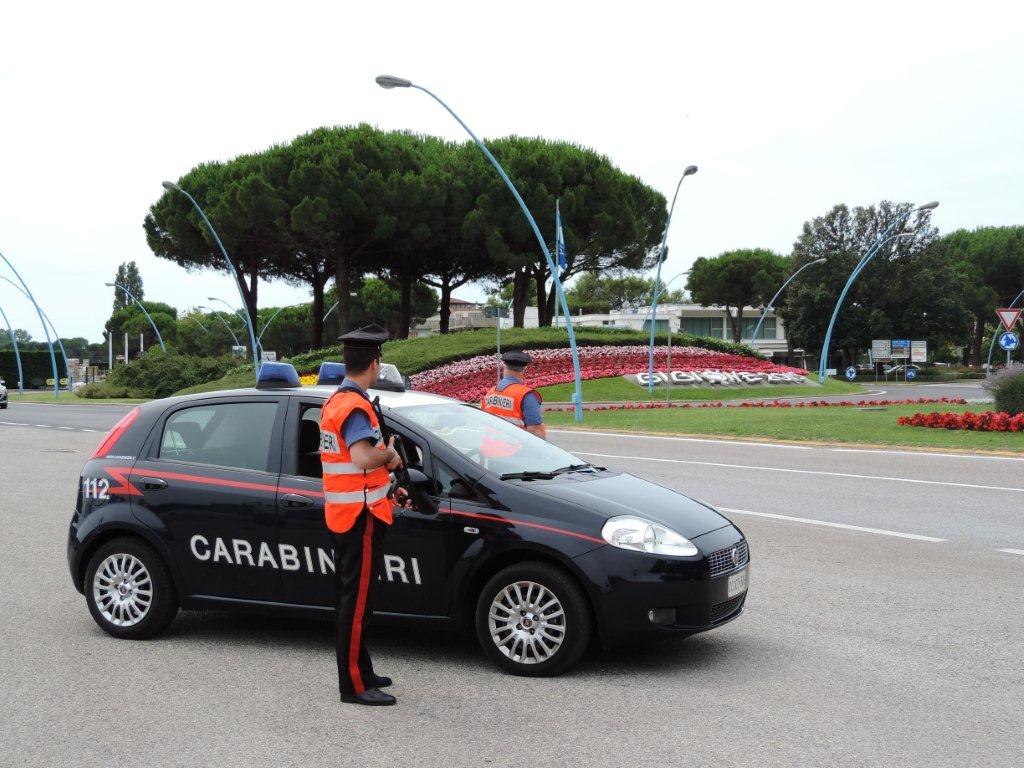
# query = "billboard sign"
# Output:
<box><xmin>871</xmin><ymin>339</ymin><xmax>891</xmax><ymax>362</ymax></box>
<box><xmin>890</xmin><ymin>339</ymin><xmax>910</xmax><ymax>359</ymax></box>
<box><xmin>910</xmin><ymin>340</ymin><xmax>927</xmax><ymax>363</ymax></box>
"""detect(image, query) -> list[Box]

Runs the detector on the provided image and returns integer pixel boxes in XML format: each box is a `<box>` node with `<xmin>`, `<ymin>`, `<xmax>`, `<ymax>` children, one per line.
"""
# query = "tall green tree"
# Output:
<box><xmin>565</xmin><ymin>273</ymin><xmax>684</xmax><ymax>313</ymax></box>
<box><xmin>105</xmin><ymin>301</ymin><xmax>178</xmax><ymax>352</ymax></box>
<box><xmin>778</xmin><ymin>202</ymin><xmax>970</xmax><ymax>367</ymax></box>
<box><xmin>112</xmin><ymin>261</ymin><xmax>144</xmax><ymax>311</ymax></box>
<box><xmin>686</xmin><ymin>248</ymin><xmax>788</xmax><ymax>342</ymax></box>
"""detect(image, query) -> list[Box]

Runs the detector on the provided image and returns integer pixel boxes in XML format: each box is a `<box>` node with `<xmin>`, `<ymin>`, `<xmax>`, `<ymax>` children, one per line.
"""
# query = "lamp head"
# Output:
<box><xmin>683</xmin><ymin>165</ymin><xmax>698</xmax><ymax>177</ymax></box>
<box><xmin>161</xmin><ymin>181</ymin><xmax>180</xmax><ymax>192</ymax></box>
<box><xmin>916</xmin><ymin>201</ymin><xmax>939</xmax><ymax>211</ymax></box>
<box><xmin>104</xmin><ymin>282</ymin><xmax>115</xmax><ymax>287</ymax></box>
<box><xmin>376</xmin><ymin>75</ymin><xmax>413</xmax><ymax>89</ymax></box>
<box><xmin>812</xmin><ymin>258</ymin><xmax>828</xmax><ymax>265</ymax></box>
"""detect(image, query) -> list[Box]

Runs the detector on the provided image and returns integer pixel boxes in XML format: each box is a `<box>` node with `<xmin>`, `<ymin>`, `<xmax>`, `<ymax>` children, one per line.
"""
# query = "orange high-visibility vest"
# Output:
<box><xmin>481</xmin><ymin>382</ymin><xmax>543</xmax><ymax>429</ymax></box>
<box><xmin>320</xmin><ymin>389</ymin><xmax>394</xmax><ymax>534</ymax></box>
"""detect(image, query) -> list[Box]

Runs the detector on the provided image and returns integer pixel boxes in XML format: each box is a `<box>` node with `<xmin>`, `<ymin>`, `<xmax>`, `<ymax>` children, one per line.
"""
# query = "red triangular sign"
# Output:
<box><xmin>997</xmin><ymin>308</ymin><xmax>1022</xmax><ymax>331</ymax></box>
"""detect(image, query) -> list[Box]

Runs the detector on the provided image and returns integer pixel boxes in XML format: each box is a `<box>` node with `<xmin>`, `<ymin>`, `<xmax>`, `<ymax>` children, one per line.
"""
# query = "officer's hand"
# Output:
<box><xmin>394</xmin><ymin>487</ymin><xmax>411</xmax><ymax>508</ymax></box>
<box><xmin>385</xmin><ymin>436</ymin><xmax>403</xmax><ymax>470</ymax></box>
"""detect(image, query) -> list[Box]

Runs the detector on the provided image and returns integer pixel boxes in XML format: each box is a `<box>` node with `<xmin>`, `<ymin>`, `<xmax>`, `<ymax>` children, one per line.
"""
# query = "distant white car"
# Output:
<box><xmin>0</xmin><ymin>378</ymin><xmax>7</xmax><ymax>409</ymax></box>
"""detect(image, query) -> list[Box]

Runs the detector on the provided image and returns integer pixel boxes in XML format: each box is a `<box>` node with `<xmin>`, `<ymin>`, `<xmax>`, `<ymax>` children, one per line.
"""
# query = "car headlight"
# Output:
<box><xmin>600</xmin><ymin>515</ymin><xmax>698</xmax><ymax>557</ymax></box>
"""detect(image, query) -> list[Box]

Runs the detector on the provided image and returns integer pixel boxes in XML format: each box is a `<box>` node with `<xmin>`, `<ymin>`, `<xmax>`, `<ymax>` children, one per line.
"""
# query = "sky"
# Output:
<box><xmin>1</xmin><ymin>0</ymin><xmax>1022</xmax><ymax>341</ymax></box>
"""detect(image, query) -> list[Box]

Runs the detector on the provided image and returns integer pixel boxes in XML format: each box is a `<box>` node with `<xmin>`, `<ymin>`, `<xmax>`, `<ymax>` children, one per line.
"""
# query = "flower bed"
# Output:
<box><xmin>409</xmin><ymin>345</ymin><xmax>808</xmax><ymax>402</ymax></box>
<box><xmin>546</xmin><ymin>397</ymin><xmax>967</xmax><ymax>412</ymax></box>
<box><xmin>897</xmin><ymin>410</ymin><xmax>1024</xmax><ymax>432</ymax></box>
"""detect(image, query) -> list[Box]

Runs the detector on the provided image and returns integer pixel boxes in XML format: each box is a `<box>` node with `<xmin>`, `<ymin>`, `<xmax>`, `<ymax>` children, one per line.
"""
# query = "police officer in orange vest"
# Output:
<box><xmin>320</xmin><ymin>324</ymin><xmax>407</xmax><ymax>706</ymax></box>
<box><xmin>481</xmin><ymin>350</ymin><xmax>547</xmax><ymax>439</ymax></box>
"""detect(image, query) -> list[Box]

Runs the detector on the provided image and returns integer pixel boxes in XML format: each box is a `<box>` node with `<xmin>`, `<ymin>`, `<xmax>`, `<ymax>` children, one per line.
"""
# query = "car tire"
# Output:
<box><xmin>0</xmin><ymin>402</ymin><xmax>6</xmax><ymax>409</ymax></box>
<box><xmin>475</xmin><ymin>561</ymin><xmax>592</xmax><ymax>677</ymax></box>
<box><xmin>84</xmin><ymin>536</ymin><xmax>178</xmax><ymax>640</ymax></box>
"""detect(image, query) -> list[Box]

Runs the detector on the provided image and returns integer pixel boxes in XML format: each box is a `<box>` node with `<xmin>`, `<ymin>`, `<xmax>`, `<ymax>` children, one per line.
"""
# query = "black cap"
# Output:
<box><xmin>501</xmin><ymin>350</ymin><xmax>531</xmax><ymax>366</ymax></box>
<box><xmin>339</xmin><ymin>323</ymin><xmax>390</xmax><ymax>353</ymax></box>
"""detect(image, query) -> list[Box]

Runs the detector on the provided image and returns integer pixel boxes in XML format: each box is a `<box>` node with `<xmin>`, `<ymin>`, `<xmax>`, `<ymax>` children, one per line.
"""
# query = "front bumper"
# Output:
<box><xmin>572</xmin><ymin>524</ymin><xmax>748</xmax><ymax>648</ymax></box>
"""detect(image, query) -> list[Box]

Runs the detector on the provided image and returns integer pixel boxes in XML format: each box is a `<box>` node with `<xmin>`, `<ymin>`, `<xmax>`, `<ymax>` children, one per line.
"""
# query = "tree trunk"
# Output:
<box><xmin>335</xmin><ymin>253</ymin><xmax>350</xmax><ymax>334</ymax></box>
<box><xmin>513</xmin><ymin>269</ymin><xmax>529</xmax><ymax>328</ymax></box>
<box><xmin>535</xmin><ymin>266</ymin><xmax>550</xmax><ymax>327</ymax></box>
<box><xmin>398</xmin><ymin>272</ymin><xmax>412</xmax><ymax>339</ymax></box>
<box><xmin>234</xmin><ymin>262</ymin><xmax>258</xmax><ymax>351</ymax></box>
<box><xmin>439</xmin><ymin>281</ymin><xmax>452</xmax><ymax>334</ymax></box>
<box><xmin>971</xmin><ymin>314</ymin><xmax>985</xmax><ymax>366</ymax></box>
<box><xmin>311</xmin><ymin>276</ymin><xmax>326</xmax><ymax>350</ymax></box>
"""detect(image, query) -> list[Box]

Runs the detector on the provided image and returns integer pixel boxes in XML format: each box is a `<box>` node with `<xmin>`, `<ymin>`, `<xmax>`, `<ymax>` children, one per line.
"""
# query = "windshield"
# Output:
<box><xmin>398</xmin><ymin>403</ymin><xmax>587</xmax><ymax>477</ymax></box>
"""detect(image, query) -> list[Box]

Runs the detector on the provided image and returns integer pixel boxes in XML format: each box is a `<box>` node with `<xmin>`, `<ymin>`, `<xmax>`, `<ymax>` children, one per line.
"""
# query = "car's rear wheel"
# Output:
<box><xmin>85</xmin><ymin>537</ymin><xmax>178</xmax><ymax>639</ymax></box>
<box><xmin>475</xmin><ymin>561</ymin><xmax>592</xmax><ymax>677</ymax></box>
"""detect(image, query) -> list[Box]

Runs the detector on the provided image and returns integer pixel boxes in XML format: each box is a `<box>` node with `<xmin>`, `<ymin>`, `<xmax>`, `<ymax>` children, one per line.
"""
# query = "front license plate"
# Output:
<box><xmin>727</xmin><ymin>569</ymin><xmax>748</xmax><ymax>598</ymax></box>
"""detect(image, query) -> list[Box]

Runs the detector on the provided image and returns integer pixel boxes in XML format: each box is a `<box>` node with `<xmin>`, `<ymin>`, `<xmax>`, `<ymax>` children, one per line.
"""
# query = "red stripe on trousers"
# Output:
<box><xmin>348</xmin><ymin>515</ymin><xmax>374</xmax><ymax>694</ymax></box>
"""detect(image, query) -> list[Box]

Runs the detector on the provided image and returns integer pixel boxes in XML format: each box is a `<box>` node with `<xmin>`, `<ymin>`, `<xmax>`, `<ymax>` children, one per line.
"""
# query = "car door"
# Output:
<box><xmin>276</xmin><ymin>397</ymin><xmax>453</xmax><ymax>616</ymax></box>
<box><xmin>131</xmin><ymin>396</ymin><xmax>285</xmax><ymax>602</ymax></box>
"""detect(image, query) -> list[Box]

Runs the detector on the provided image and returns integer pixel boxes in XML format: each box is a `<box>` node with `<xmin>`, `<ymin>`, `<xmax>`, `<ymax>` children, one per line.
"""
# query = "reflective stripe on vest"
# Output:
<box><xmin>324</xmin><ymin>484</ymin><xmax>392</xmax><ymax>505</ymax></box>
<box><xmin>321</xmin><ymin>461</ymin><xmax>361</xmax><ymax>475</ymax></box>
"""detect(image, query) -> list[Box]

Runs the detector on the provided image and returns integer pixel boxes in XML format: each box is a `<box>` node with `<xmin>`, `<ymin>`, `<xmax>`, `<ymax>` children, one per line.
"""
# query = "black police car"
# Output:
<box><xmin>68</xmin><ymin>362</ymin><xmax>749</xmax><ymax>676</ymax></box>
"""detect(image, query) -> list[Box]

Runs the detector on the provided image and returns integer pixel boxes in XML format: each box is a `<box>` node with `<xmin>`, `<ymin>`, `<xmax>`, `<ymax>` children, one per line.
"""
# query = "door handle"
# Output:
<box><xmin>138</xmin><ymin>476</ymin><xmax>168</xmax><ymax>491</ymax></box>
<box><xmin>281</xmin><ymin>493</ymin><xmax>315</xmax><ymax>508</ymax></box>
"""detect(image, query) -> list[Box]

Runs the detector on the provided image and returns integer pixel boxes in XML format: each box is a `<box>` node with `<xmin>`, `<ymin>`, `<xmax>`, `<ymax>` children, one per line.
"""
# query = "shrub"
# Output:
<box><xmin>986</xmin><ymin>364</ymin><xmax>1024</xmax><ymax>416</ymax></box>
<box><xmin>105</xmin><ymin>351</ymin><xmax>241</xmax><ymax>399</ymax></box>
<box><xmin>78</xmin><ymin>383</ymin><xmax>138</xmax><ymax>399</ymax></box>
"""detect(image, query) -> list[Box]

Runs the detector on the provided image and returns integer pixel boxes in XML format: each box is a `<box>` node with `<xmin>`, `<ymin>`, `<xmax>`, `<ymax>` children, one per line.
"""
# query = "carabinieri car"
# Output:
<box><xmin>68</xmin><ymin>362</ymin><xmax>750</xmax><ymax>677</ymax></box>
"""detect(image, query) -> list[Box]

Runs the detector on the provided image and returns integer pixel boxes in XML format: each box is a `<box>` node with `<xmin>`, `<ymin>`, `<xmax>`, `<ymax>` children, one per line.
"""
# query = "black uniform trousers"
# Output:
<box><xmin>332</xmin><ymin>509</ymin><xmax>387</xmax><ymax>696</ymax></box>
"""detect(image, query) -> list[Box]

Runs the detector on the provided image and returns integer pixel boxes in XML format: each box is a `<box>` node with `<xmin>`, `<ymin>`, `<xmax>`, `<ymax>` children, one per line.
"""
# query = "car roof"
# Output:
<box><xmin>150</xmin><ymin>385</ymin><xmax>459</xmax><ymax>411</ymax></box>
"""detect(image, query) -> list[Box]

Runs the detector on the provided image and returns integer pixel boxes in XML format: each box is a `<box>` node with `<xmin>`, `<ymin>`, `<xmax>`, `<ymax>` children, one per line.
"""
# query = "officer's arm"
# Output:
<box><xmin>525</xmin><ymin>424</ymin><xmax>548</xmax><ymax>440</ymax></box>
<box><xmin>521</xmin><ymin>392</ymin><xmax>547</xmax><ymax>440</ymax></box>
<box><xmin>350</xmin><ymin>439</ymin><xmax>398</xmax><ymax>471</ymax></box>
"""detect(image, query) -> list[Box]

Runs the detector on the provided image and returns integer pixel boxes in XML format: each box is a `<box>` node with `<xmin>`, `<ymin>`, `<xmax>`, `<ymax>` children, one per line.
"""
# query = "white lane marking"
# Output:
<box><xmin>549</xmin><ymin>430</ymin><xmax>812</xmax><ymax>450</ymax></box>
<box><xmin>830</xmin><ymin>447</ymin><xmax>1024</xmax><ymax>462</ymax></box>
<box><xmin>82</xmin><ymin>429</ymin><xmax>101</xmax><ymax>433</ymax></box>
<box><xmin>718</xmin><ymin>506</ymin><xmax>947</xmax><ymax>542</ymax></box>
<box><xmin>574</xmin><ymin>451</ymin><xmax>1024</xmax><ymax>494</ymax></box>
<box><xmin>33</xmin><ymin>424</ymin><xmax>49</xmax><ymax>428</ymax></box>
<box><xmin>996</xmin><ymin>548</ymin><xmax>1024</xmax><ymax>556</ymax></box>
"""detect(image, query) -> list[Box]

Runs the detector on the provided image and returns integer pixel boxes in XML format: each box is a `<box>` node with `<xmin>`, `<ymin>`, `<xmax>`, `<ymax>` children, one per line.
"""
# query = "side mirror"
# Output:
<box><xmin>403</xmin><ymin>468</ymin><xmax>438</xmax><ymax>515</ymax></box>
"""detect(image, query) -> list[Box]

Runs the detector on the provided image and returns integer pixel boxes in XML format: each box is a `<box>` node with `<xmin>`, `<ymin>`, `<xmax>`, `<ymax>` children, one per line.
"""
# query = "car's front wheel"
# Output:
<box><xmin>475</xmin><ymin>561</ymin><xmax>592</xmax><ymax>677</ymax></box>
<box><xmin>85</xmin><ymin>537</ymin><xmax>178</xmax><ymax>639</ymax></box>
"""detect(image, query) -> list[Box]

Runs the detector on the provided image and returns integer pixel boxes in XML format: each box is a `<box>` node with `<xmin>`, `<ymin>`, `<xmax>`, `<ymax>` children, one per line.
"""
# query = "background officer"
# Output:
<box><xmin>319</xmin><ymin>324</ymin><xmax>405</xmax><ymax>706</ymax></box>
<box><xmin>481</xmin><ymin>350</ymin><xmax>547</xmax><ymax>439</ymax></box>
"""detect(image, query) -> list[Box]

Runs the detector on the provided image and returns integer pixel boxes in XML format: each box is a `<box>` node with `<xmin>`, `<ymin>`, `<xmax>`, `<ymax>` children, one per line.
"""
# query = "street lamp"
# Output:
<box><xmin>749</xmin><ymin>258</ymin><xmax>828</xmax><ymax>347</ymax></box>
<box><xmin>0</xmin><ymin>301</ymin><xmax>24</xmax><ymax>394</ymax></box>
<box><xmin>0</xmin><ymin>250</ymin><xmax>60</xmax><ymax>397</ymax></box>
<box><xmin>106</xmin><ymin>282</ymin><xmax>166</xmax><ymax>352</ymax></box>
<box><xmin>818</xmin><ymin>203</ymin><xmax>936</xmax><ymax>380</ymax></box>
<box><xmin>197</xmin><ymin>306</ymin><xmax>242</xmax><ymax>346</ymax></box>
<box><xmin>376</xmin><ymin>74</ymin><xmax>586</xmax><ymax>422</ymax></box>
<box><xmin>0</xmin><ymin>274</ymin><xmax>73</xmax><ymax>392</ymax></box>
<box><xmin>647</xmin><ymin>165</ymin><xmax>699</xmax><ymax>393</ymax></box>
<box><xmin>162</xmin><ymin>181</ymin><xmax>261</xmax><ymax>382</ymax></box>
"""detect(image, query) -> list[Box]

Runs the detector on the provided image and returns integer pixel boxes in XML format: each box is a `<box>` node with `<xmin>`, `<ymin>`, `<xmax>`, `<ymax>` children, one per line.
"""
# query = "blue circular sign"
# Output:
<box><xmin>999</xmin><ymin>331</ymin><xmax>1020</xmax><ymax>351</ymax></box>
<box><xmin>905</xmin><ymin>368</ymin><xmax>917</xmax><ymax>381</ymax></box>
<box><xmin>845</xmin><ymin>366</ymin><xmax>857</xmax><ymax>381</ymax></box>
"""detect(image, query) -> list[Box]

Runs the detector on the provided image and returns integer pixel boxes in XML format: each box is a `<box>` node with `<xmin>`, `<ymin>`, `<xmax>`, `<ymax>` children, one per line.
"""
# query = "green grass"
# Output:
<box><xmin>538</xmin><ymin>374</ymin><xmax>864</xmax><ymax>402</ymax></box>
<box><xmin>6</xmin><ymin>391</ymin><xmax>147</xmax><ymax>404</ymax></box>
<box><xmin>546</xmin><ymin>403</ymin><xmax>1024</xmax><ymax>452</ymax></box>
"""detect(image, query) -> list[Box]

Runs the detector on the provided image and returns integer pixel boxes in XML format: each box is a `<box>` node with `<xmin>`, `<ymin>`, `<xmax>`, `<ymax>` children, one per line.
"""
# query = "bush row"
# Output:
<box><xmin>80</xmin><ymin>351</ymin><xmax>241</xmax><ymax>399</ymax></box>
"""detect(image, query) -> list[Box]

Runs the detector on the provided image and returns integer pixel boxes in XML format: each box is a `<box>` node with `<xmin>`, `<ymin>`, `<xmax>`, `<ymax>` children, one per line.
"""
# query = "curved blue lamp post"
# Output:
<box><xmin>0</xmin><ymin>301</ymin><xmax>25</xmax><ymax>394</ymax></box>
<box><xmin>197</xmin><ymin>306</ymin><xmax>242</xmax><ymax>347</ymax></box>
<box><xmin>162</xmin><ymin>181</ymin><xmax>261</xmax><ymax>383</ymax></box>
<box><xmin>209</xmin><ymin>295</ymin><xmax>261</xmax><ymax>355</ymax></box>
<box><xmin>258</xmin><ymin>305</ymin><xmax>287</xmax><ymax>345</ymax></box>
<box><xmin>0</xmin><ymin>250</ymin><xmax>60</xmax><ymax>398</ymax></box>
<box><xmin>986</xmin><ymin>286</ymin><xmax>1024</xmax><ymax>372</ymax></box>
<box><xmin>647</xmin><ymin>166</ymin><xmax>699</xmax><ymax>393</ymax></box>
<box><xmin>817</xmin><ymin>202</ymin><xmax>937</xmax><ymax>381</ymax></box>
<box><xmin>0</xmin><ymin>275</ymin><xmax>73</xmax><ymax>392</ymax></box>
<box><xmin>376</xmin><ymin>74</ymin><xmax>585</xmax><ymax>422</ymax></box>
<box><xmin>106</xmin><ymin>282</ymin><xmax>166</xmax><ymax>352</ymax></box>
<box><xmin>750</xmin><ymin>258</ymin><xmax>828</xmax><ymax>346</ymax></box>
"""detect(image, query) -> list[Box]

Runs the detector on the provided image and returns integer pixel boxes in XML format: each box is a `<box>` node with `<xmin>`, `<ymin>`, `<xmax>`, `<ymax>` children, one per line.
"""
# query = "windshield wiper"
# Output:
<box><xmin>551</xmin><ymin>463</ymin><xmax>597</xmax><ymax>476</ymax></box>
<box><xmin>499</xmin><ymin>470</ymin><xmax>556</xmax><ymax>481</ymax></box>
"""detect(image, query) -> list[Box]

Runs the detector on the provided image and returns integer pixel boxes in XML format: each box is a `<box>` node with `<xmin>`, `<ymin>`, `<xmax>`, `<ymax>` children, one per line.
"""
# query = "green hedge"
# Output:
<box><xmin>91</xmin><ymin>351</ymin><xmax>241</xmax><ymax>399</ymax></box>
<box><xmin>991</xmin><ymin>367</ymin><xmax>1024</xmax><ymax>416</ymax></box>
<box><xmin>0</xmin><ymin>350</ymin><xmax>67</xmax><ymax>388</ymax></box>
<box><xmin>287</xmin><ymin>327</ymin><xmax>759</xmax><ymax>377</ymax></box>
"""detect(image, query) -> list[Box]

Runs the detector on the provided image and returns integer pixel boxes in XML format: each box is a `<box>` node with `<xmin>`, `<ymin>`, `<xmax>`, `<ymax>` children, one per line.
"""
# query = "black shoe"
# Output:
<box><xmin>341</xmin><ymin>688</ymin><xmax>396</xmax><ymax>706</ymax></box>
<box><xmin>366</xmin><ymin>674</ymin><xmax>392</xmax><ymax>688</ymax></box>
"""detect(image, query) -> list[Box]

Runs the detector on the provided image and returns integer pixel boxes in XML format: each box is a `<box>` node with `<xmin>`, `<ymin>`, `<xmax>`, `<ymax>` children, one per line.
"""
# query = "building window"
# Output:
<box><xmin>642</xmin><ymin>319</ymin><xmax>670</xmax><ymax>333</ymax></box>
<box><xmin>741</xmin><ymin>317</ymin><xmax>776</xmax><ymax>340</ymax></box>
<box><xmin>680</xmin><ymin>317</ymin><xmax>724</xmax><ymax>339</ymax></box>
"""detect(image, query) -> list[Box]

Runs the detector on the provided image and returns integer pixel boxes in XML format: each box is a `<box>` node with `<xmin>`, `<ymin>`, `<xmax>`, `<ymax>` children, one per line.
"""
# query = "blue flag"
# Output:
<box><xmin>555</xmin><ymin>199</ymin><xmax>568</xmax><ymax>269</ymax></box>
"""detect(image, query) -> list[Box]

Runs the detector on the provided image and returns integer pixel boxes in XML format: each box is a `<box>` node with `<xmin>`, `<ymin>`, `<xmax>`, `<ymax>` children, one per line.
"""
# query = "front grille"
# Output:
<box><xmin>710</xmin><ymin>594</ymin><xmax>745</xmax><ymax>623</ymax></box>
<box><xmin>707</xmin><ymin>539</ymin><xmax>748</xmax><ymax>577</ymax></box>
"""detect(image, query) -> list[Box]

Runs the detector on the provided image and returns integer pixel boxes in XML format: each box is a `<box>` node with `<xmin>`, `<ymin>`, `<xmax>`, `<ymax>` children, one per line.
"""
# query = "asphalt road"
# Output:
<box><xmin>2</xmin><ymin>420</ymin><xmax>1022</xmax><ymax>766</ymax></box>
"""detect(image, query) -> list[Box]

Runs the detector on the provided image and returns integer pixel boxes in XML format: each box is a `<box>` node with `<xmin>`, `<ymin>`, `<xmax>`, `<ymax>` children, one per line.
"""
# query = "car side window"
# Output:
<box><xmin>297</xmin><ymin>405</ymin><xmax>323</xmax><ymax>479</ymax></box>
<box><xmin>159</xmin><ymin>402</ymin><xmax>278</xmax><ymax>472</ymax></box>
<box><xmin>434</xmin><ymin>459</ymin><xmax>475</xmax><ymax>501</ymax></box>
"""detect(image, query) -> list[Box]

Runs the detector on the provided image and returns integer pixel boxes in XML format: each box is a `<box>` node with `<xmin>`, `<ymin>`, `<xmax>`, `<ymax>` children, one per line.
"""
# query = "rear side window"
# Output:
<box><xmin>159</xmin><ymin>402</ymin><xmax>278</xmax><ymax>472</ymax></box>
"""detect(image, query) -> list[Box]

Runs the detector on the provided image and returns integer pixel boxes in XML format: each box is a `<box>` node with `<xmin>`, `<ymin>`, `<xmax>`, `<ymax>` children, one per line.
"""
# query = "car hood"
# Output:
<box><xmin>522</xmin><ymin>471</ymin><xmax>730</xmax><ymax>540</ymax></box>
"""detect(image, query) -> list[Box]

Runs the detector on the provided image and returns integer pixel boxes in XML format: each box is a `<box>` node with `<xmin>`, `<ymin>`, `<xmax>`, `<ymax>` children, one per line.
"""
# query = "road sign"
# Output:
<box><xmin>845</xmin><ymin>366</ymin><xmax>857</xmax><ymax>381</ymax></box>
<box><xmin>999</xmin><ymin>331</ymin><xmax>1019</xmax><ymax>351</ymax></box>
<box><xmin>891</xmin><ymin>339</ymin><xmax>910</xmax><ymax>359</ymax></box>
<box><xmin>871</xmin><ymin>339</ymin><xmax>891</xmax><ymax>362</ymax></box>
<box><xmin>260</xmin><ymin>350</ymin><xmax>277</xmax><ymax>363</ymax></box>
<box><xmin>996</xmin><ymin>308</ymin><xmax>1022</xmax><ymax>332</ymax></box>
<box><xmin>906</xmin><ymin>368</ymin><xmax>917</xmax><ymax>381</ymax></box>
<box><xmin>911</xmin><ymin>340</ymin><xmax>927</xmax><ymax>363</ymax></box>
